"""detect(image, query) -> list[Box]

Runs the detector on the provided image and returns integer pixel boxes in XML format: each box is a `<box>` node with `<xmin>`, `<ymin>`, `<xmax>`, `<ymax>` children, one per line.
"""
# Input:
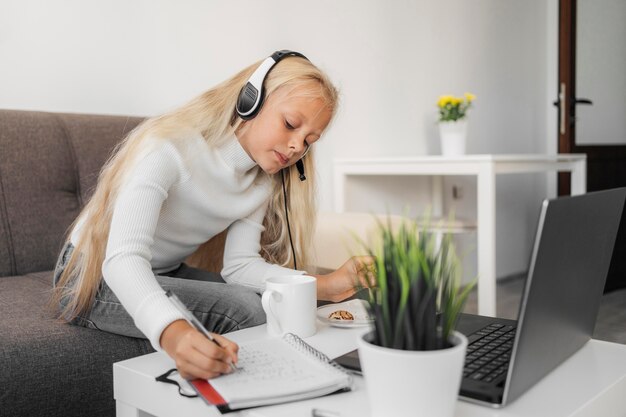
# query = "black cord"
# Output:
<box><xmin>281</xmin><ymin>168</ymin><xmax>298</xmax><ymax>270</ymax></box>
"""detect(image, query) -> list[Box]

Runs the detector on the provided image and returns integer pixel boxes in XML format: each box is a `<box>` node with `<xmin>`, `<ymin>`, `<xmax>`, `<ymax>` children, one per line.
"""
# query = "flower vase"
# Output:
<box><xmin>358</xmin><ymin>330</ymin><xmax>468</xmax><ymax>417</ymax></box>
<box><xmin>439</xmin><ymin>119</ymin><xmax>468</xmax><ymax>156</ymax></box>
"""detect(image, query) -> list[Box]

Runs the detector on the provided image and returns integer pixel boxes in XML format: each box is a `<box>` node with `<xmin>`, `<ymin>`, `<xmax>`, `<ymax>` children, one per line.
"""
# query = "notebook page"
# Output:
<box><xmin>208</xmin><ymin>337</ymin><xmax>346</xmax><ymax>403</ymax></box>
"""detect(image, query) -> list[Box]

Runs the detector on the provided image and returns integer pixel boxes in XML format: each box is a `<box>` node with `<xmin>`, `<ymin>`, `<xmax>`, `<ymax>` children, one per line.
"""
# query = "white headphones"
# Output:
<box><xmin>235</xmin><ymin>50</ymin><xmax>308</xmax><ymax>120</ymax></box>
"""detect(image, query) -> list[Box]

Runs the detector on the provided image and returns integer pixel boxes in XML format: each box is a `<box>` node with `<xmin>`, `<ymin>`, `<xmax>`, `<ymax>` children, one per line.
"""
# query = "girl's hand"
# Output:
<box><xmin>314</xmin><ymin>256</ymin><xmax>376</xmax><ymax>302</ymax></box>
<box><xmin>160</xmin><ymin>320</ymin><xmax>239</xmax><ymax>380</ymax></box>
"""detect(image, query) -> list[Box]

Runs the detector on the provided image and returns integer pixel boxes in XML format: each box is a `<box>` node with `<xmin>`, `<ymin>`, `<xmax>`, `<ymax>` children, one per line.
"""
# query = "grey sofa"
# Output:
<box><xmin>0</xmin><ymin>109</ymin><xmax>155</xmax><ymax>417</ymax></box>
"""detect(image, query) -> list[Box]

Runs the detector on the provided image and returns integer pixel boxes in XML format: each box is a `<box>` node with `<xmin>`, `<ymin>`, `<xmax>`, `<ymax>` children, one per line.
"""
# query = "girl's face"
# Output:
<box><xmin>236</xmin><ymin>85</ymin><xmax>332</xmax><ymax>175</ymax></box>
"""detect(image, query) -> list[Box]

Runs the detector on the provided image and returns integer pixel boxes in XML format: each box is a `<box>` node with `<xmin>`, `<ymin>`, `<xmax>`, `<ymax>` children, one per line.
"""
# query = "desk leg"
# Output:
<box><xmin>477</xmin><ymin>166</ymin><xmax>497</xmax><ymax>317</ymax></box>
<box><xmin>431</xmin><ymin>176</ymin><xmax>444</xmax><ymax>218</ymax></box>
<box><xmin>571</xmin><ymin>159</ymin><xmax>587</xmax><ymax>195</ymax></box>
<box><xmin>116</xmin><ymin>400</ymin><xmax>155</xmax><ymax>417</ymax></box>
<box><xmin>334</xmin><ymin>167</ymin><xmax>346</xmax><ymax>212</ymax></box>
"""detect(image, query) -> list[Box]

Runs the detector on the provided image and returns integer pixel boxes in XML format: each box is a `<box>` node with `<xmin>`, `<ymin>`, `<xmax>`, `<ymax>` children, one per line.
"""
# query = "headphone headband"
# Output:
<box><xmin>236</xmin><ymin>50</ymin><xmax>309</xmax><ymax>120</ymax></box>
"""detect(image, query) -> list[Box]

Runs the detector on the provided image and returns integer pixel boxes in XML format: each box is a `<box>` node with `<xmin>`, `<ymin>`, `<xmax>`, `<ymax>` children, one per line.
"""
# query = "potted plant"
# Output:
<box><xmin>437</xmin><ymin>93</ymin><xmax>476</xmax><ymax>156</ymax></box>
<box><xmin>356</xmin><ymin>217</ymin><xmax>475</xmax><ymax>417</ymax></box>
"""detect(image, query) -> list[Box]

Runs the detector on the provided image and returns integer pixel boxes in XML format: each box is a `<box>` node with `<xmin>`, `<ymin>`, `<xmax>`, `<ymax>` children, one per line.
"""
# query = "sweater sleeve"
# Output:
<box><xmin>221</xmin><ymin>202</ymin><xmax>306</xmax><ymax>292</ymax></box>
<box><xmin>101</xmin><ymin>144</ymin><xmax>187</xmax><ymax>351</ymax></box>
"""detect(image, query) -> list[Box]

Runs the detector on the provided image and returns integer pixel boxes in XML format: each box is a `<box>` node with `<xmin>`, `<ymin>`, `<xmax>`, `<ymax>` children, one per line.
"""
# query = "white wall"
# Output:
<box><xmin>0</xmin><ymin>0</ymin><xmax>556</xmax><ymax>281</ymax></box>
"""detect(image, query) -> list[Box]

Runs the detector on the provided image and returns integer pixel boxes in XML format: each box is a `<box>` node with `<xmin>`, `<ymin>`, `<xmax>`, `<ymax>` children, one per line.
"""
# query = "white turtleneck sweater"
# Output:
<box><xmin>71</xmin><ymin>133</ymin><xmax>303</xmax><ymax>350</ymax></box>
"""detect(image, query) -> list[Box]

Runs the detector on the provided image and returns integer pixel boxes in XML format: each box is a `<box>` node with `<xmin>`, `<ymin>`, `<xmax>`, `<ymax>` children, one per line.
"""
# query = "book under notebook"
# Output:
<box><xmin>191</xmin><ymin>333</ymin><xmax>353</xmax><ymax>413</ymax></box>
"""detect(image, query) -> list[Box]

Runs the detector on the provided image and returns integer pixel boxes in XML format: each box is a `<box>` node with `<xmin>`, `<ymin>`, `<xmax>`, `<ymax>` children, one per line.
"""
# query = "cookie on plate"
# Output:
<box><xmin>328</xmin><ymin>310</ymin><xmax>354</xmax><ymax>320</ymax></box>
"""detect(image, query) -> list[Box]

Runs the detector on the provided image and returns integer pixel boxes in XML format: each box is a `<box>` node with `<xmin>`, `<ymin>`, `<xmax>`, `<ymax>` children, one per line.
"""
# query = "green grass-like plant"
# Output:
<box><xmin>359</xmin><ymin>216</ymin><xmax>475</xmax><ymax>351</ymax></box>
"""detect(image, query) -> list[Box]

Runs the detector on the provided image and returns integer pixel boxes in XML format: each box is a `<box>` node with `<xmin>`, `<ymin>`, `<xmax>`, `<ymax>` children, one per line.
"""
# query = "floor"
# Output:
<box><xmin>463</xmin><ymin>275</ymin><xmax>626</xmax><ymax>345</ymax></box>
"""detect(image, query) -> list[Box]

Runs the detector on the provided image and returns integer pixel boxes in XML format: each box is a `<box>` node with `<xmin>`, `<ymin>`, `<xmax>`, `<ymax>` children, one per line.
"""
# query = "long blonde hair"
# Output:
<box><xmin>53</xmin><ymin>55</ymin><xmax>339</xmax><ymax>321</ymax></box>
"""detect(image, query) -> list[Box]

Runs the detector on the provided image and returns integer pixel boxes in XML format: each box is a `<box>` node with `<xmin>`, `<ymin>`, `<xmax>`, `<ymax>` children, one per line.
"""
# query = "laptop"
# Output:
<box><xmin>334</xmin><ymin>188</ymin><xmax>626</xmax><ymax>408</ymax></box>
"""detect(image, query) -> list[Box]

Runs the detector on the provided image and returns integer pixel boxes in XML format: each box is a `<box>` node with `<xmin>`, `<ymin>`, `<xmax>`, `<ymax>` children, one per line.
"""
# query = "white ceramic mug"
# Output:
<box><xmin>261</xmin><ymin>275</ymin><xmax>317</xmax><ymax>337</ymax></box>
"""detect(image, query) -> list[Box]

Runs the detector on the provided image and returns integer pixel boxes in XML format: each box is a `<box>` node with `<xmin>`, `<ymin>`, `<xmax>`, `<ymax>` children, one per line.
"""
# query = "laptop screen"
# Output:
<box><xmin>504</xmin><ymin>188</ymin><xmax>625</xmax><ymax>404</ymax></box>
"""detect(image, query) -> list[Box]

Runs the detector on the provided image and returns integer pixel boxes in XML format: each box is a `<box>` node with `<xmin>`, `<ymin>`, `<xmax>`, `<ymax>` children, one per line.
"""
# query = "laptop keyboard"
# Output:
<box><xmin>464</xmin><ymin>323</ymin><xmax>517</xmax><ymax>383</ymax></box>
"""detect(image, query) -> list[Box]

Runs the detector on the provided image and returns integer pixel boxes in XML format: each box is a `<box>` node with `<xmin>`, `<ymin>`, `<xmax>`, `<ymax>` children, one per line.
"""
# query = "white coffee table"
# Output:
<box><xmin>114</xmin><ymin>322</ymin><xmax>626</xmax><ymax>417</ymax></box>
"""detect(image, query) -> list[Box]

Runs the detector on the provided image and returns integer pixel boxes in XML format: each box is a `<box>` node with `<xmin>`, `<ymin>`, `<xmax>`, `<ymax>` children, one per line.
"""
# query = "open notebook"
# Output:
<box><xmin>190</xmin><ymin>333</ymin><xmax>353</xmax><ymax>413</ymax></box>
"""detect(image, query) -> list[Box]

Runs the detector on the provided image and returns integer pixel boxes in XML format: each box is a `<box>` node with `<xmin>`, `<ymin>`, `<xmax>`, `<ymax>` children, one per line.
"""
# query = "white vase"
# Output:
<box><xmin>357</xmin><ymin>330</ymin><xmax>468</xmax><ymax>417</ymax></box>
<box><xmin>439</xmin><ymin>119</ymin><xmax>468</xmax><ymax>156</ymax></box>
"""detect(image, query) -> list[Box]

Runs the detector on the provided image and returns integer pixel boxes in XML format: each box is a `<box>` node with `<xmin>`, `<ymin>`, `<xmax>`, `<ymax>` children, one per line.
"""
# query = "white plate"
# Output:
<box><xmin>316</xmin><ymin>299</ymin><xmax>373</xmax><ymax>328</ymax></box>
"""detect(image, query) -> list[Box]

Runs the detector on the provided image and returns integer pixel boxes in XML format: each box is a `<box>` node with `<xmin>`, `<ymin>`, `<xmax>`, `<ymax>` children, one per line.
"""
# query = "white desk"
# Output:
<box><xmin>333</xmin><ymin>154</ymin><xmax>587</xmax><ymax>316</ymax></box>
<box><xmin>114</xmin><ymin>322</ymin><xmax>626</xmax><ymax>417</ymax></box>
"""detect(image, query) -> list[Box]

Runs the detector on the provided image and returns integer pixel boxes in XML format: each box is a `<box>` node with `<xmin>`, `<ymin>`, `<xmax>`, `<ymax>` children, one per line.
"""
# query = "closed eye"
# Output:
<box><xmin>285</xmin><ymin>120</ymin><xmax>295</xmax><ymax>130</ymax></box>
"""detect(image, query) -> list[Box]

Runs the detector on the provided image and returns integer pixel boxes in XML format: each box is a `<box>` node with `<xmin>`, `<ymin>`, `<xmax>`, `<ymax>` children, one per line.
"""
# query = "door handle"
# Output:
<box><xmin>553</xmin><ymin>84</ymin><xmax>594</xmax><ymax>135</ymax></box>
<box><xmin>568</xmin><ymin>97</ymin><xmax>593</xmax><ymax>127</ymax></box>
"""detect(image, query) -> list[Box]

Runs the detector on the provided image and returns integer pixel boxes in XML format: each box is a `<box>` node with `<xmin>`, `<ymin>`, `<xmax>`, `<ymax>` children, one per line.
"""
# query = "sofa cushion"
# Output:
<box><xmin>56</xmin><ymin>112</ymin><xmax>144</xmax><ymax>204</ymax></box>
<box><xmin>0</xmin><ymin>271</ymin><xmax>154</xmax><ymax>417</ymax></box>
<box><xmin>0</xmin><ymin>110</ymin><xmax>143</xmax><ymax>277</ymax></box>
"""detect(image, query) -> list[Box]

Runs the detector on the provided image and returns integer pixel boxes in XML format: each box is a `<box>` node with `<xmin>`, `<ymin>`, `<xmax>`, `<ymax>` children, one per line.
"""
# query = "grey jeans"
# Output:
<box><xmin>53</xmin><ymin>243</ymin><xmax>266</xmax><ymax>340</ymax></box>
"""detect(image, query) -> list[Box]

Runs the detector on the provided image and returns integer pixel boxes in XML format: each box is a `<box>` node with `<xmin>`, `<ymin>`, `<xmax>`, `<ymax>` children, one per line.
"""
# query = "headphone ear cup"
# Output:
<box><xmin>236</xmin><ymin>82</ymin><xmax>262</xmax><ymax>120</ymax></box>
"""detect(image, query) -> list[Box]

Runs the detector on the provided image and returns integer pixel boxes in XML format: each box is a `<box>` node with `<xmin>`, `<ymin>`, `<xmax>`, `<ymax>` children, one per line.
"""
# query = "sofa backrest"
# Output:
<box><xmin>0</xmin><ymin>109</ymin><xmax>143</xmax><ymax>277</ymax></box>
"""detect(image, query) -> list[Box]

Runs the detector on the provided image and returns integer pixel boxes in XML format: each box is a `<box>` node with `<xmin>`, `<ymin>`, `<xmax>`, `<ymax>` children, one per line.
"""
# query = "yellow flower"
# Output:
<box><xmin>437</xmin><ymin>92</ymin><xmax>475</xmax><ymax>122</ymax></box>
<box><xmin>437</xmin><ymin>95</ymin><xmax>450</xmax><ymax>108</ymax></box>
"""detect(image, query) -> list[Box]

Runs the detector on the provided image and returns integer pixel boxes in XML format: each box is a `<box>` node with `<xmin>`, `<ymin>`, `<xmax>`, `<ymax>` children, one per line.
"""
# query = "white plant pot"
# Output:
<box><xmin>439</xmin><ymin>120</ymin><xmax>468</xmax><ymax>156</ymax></box>
<box><xmin>357</xmin><ymin>330</ymin><xmax>468</xmax><ymax>417</ymax></box>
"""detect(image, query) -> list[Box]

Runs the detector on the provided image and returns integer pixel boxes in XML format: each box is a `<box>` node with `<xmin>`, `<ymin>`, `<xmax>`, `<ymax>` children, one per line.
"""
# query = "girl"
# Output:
<box><xmin>52</xmin><ymin>51</ymin><xmax>370</xmax><ymax>380</ymax></box>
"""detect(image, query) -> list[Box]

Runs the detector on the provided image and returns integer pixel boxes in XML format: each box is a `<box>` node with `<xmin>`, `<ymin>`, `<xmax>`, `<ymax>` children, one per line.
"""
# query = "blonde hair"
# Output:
<box><xmin>53</xmin><ymin>56</ymin><xmax>339</xmax><ymax>321</ymax></box>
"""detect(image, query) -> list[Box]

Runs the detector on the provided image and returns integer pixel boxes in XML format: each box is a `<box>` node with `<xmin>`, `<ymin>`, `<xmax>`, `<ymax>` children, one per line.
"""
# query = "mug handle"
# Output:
<box><xmin>261</xmin><ymin>289</ymin><xmax>283</xmax><ymax>334</ymax></box>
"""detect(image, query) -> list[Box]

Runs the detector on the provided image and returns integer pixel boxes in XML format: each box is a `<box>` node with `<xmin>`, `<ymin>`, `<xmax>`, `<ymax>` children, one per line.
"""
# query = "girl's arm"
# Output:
<box><xmin>221</xmin><ymin>204</ymin><xmax>308</xmax><ymax>290</ymax></box>
<box><xmin>222</xmin><ymin>204</ymin><xmax>375</xmax><ymax>301</ymax></box>
<box><xmin>312</xmin><ymin>256</ymin><xmax>376</xmax><ymax>302</ymax></box>
<box><xmin>101</xmin><ymin>143</ymin><xmax>236</xmax><ymax>379</ymax></box>
<box><xmin>102</xmin><ymin>143</ymin><xmax>187</xmax><ymax>350</ymax></box>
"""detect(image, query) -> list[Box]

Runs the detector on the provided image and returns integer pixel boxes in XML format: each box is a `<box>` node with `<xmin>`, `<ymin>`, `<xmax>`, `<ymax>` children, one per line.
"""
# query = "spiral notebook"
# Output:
<box><xmin>190</xmin><ymin>333</ymin><xmax>353</xmax><ymax>413</ymax></box>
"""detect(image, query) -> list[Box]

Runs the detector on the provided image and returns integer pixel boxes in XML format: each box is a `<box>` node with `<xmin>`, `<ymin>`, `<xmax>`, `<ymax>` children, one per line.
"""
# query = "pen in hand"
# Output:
<box><xmin>165</xmin><ymin>290</ymin><xmax>239</xmax><ymax>372</ymax></box>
